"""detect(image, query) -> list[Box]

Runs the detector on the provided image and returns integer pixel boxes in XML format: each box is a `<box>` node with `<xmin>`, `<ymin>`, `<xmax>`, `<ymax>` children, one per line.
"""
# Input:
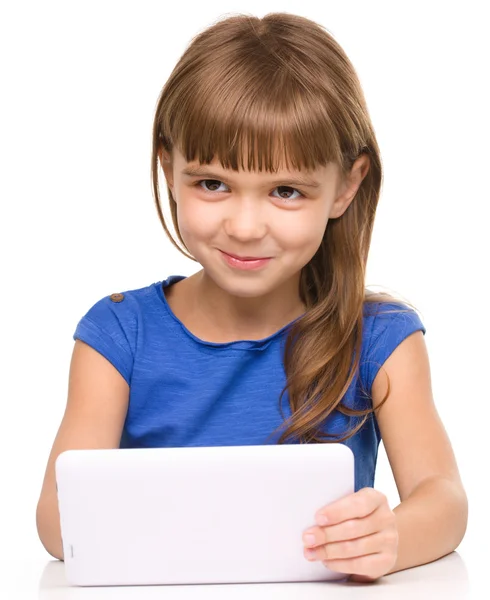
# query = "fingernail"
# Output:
<box><xmin>317</xmin><ymin>515</ymin><xmax>328</xmax><ymax>526</ymax></box>
<box><xmin>304</xmin><ymin>548</ymin><xmax>317</xmax><ymax>560</ymax></box>
<box><xmin>303</xmin><ymin>533</ymin><xmax>316</xmax><ymax>546</ymax></box>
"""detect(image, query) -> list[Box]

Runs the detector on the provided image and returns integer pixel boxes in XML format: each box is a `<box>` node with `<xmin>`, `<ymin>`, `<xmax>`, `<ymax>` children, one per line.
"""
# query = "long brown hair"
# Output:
<box><xmin>151</xmin><ymin>13</ymin><xmax>419</xmax><ymax>443</ymax></box>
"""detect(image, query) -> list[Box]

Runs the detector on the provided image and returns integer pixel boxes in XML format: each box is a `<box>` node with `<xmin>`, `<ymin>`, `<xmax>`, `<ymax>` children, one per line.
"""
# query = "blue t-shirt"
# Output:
<box><xmin>73</xmin><ymin>275</ymin><xmax>426</xmax><ymax>491</ymax></box>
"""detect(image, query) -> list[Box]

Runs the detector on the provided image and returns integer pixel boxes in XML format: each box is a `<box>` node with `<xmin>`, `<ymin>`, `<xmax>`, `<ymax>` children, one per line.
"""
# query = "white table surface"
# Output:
<box><xmin>3</xmin><ymin>550</ymin><xmax>486</xmax><ymax>600</ymax></box>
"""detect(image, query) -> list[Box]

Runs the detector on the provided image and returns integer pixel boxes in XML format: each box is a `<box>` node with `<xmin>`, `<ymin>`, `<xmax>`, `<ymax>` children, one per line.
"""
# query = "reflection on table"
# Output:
<box><xmin>38</xmin><ymin>551</ymin><xmax>470</xmax><ymax>600</ymax></box>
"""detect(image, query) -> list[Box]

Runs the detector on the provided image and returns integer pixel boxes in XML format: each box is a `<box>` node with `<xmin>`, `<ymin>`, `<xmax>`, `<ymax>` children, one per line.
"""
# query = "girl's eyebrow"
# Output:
<box><xmin>181</xmin><ymin>166</ymin><xmax>322</xmax><ymax>188</ymax></box>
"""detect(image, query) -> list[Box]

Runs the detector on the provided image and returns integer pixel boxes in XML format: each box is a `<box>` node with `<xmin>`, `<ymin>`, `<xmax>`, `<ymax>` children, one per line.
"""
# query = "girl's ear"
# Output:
<box><xmin>331</xmin><ymin>154</ymin><xmax>370</xmax><ymax>218</ymax></box>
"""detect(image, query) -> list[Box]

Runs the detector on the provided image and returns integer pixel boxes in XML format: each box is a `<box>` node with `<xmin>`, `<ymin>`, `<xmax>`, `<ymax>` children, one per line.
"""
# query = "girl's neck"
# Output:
<box><xmin>166</xmin><ymin>269</ymin><xmax>306</xmax><ymax>343</ymax></box>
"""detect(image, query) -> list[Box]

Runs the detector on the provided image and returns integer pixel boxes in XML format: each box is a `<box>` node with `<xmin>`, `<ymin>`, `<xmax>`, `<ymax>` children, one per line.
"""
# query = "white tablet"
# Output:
<box><xmin>55</xmin><ymin>444</ymin><xmax>354</xmax><ymax>586</ymax></box>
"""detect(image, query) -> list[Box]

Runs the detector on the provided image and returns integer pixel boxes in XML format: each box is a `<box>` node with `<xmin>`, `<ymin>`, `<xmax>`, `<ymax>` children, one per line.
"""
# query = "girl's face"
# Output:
<box><xmin>161</xmin><ymin>147</ymin><xmax>368</xmax><ymax>299</ymax></box>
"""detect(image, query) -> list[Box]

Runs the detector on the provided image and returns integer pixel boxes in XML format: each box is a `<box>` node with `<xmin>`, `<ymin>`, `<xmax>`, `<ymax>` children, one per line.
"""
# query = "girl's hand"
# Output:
<box><xmin>302</xmin><ymin>487</ymin><xmax>398</xmax><ymax>582</ymax></box>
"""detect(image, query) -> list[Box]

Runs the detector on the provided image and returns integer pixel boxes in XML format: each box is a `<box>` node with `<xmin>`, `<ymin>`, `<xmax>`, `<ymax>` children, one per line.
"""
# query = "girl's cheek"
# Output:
<box><xmin>177</xmin><ymin>208</ymin><xmax>215</xmax><ymax>241</ymax></box>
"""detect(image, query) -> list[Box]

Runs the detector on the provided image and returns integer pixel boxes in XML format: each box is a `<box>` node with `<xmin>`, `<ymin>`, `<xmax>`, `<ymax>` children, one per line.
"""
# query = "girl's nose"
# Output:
<box><xmin>223</xmin><ymin>199</ymin><xmax>268</xmax><ymax>241</ymax></box>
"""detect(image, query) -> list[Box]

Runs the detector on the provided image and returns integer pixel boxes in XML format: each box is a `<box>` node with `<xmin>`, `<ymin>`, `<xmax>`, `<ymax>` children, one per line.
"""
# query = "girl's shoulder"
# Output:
<box><xmin>74</xmin><ymin>280</ymin><xmax>164</xmax><ymax>328</ymax></box>
<box><xmin>360</xmin><ymin>297</ymin><xmax>426</xmax><ymax>394</ymax></box>
<box><xmin>362</xmin><ymin>297</ymin><xmax>425</xmax><ymax>339</ymax></box>
<box><xmin>76</xmin><ymin>275</ymin><xmax>183</xmax><ymax>323</ymax></box>
<box><xmin>363</xmin><ymin>296</ymin><xmax>426</xmax><ymax>351</ymax></box>
<box><xmin>72</xmin><ymin>276</ymin><xmax>182</xmax><ymax>383</ymax></box>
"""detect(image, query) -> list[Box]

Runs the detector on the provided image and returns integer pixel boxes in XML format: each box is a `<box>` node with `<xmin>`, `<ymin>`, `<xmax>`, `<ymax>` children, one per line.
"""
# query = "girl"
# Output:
<box><xmin>36</xmin><ymin>12</ymin><xmax>467</xmax><ymax>582</ymax></box>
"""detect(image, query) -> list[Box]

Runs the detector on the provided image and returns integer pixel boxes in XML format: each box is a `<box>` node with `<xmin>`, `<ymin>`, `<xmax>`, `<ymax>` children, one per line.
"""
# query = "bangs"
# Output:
<box><xmin>159</xmin><ymin>66</ymin><xmax>344</xmax><ymax>174</ymax></box>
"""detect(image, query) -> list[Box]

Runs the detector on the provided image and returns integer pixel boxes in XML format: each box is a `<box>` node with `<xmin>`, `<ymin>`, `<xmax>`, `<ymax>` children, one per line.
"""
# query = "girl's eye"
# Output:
<box><xmin>272</xmin><ymin>186</ymin><xmax>303</xmax><ymax>202</ymax></box>
<box><xmin>196</xmin><ymin>180</ymin><xmax>303</xmax><ymax>203</ymax></box>
<box><xmin>198</xmin><ymin>179</ymin><xmax>228</xmax><ymax>193</ymax></box>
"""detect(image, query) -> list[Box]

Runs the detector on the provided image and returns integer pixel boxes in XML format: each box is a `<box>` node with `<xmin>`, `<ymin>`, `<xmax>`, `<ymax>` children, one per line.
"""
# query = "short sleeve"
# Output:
<box><xmin>73</xmin><ymin>295</ymin><xmax>136</xmax><ymax>385</ymax></box>
<box><xmin>362</xmin><ymin>303</ymin><xmax>426</xmax><ymax>395</ymax></box>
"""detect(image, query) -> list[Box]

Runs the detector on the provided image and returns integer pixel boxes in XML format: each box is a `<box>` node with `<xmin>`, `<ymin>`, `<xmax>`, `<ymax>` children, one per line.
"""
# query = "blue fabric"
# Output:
<box><xmin>73</xmin><ymin>275</ymin><xmax>426</xmax><ymax>491</ymax></box>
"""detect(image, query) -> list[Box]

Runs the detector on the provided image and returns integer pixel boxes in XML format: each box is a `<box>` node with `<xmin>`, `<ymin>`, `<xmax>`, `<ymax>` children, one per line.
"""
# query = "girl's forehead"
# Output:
<box><xmin>172</xmin><ymin>146</ymin><xmax>334</xmax><ymax>179</ymax></box>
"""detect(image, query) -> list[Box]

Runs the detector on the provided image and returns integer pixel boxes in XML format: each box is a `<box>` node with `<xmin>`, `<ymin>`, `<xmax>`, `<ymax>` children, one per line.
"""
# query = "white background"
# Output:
<box><xmin>1</xmin><ymin>0</ymin><xmax>489</xmax><ymax>589</ymax></box>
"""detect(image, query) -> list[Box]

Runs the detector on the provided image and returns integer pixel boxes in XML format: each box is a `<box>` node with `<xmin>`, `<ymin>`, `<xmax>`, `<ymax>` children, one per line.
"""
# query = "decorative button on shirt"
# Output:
<box><xmin>110</xmin><ymin>293</ymin><xmax>125</xmax><ymax>303</ymax></box>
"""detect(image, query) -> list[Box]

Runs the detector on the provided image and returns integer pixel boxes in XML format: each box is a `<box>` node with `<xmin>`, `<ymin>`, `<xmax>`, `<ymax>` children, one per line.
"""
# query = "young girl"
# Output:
<box><xmin>36</xmin><ymin>12</ymin><xmax>467</xmax><ymax>582</ymax></box>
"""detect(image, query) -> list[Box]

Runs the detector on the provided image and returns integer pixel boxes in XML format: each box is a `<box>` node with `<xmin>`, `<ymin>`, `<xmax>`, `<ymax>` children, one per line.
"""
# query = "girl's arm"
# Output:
<box><xmin>372</xmin><ymin>330</ymin><xmax>468</xmax><ymax>573</ymax></box>
<box><xmin>302</xmin><ymin>330</ymin><xmax>467</xmax><ymax>581</ymax></box>
<box><xmin>36</xmin><ymin>340</ymin><xmax>129</xmax><ymax>560</ymax></box>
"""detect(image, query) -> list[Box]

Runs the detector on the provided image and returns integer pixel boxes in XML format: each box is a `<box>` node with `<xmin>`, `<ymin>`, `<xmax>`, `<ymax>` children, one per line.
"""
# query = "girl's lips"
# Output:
<box><xmin>219</xmin><ymin>250</ymin><xmax>272</xmax><ymax>271</ymax></box>
<box><xmin>223</xmin><ymin>251</ymin><xmax>270</xmax><ymax>261</ymax></box>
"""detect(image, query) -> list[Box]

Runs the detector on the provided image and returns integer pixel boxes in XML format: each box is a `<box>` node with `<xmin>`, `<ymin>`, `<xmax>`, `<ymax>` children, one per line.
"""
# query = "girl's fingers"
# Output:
<box><xmin>302</xmin><ymin>488</ymin><xmax>398</xmax><ymax>580</ymax></box>
<box><xmin>303</xmin><ymin>529</ymin><xmax>398</xmax><ymax>562</ymax></box>
<box><xmin>303</xmin><ymin>505</ymin><xmax>390</xmax><ymax>548</ymax></box>
<box><xmin>314</xmin><ymin>487</ymin><xmax>385</xmax><ymax>527</ymax></box>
